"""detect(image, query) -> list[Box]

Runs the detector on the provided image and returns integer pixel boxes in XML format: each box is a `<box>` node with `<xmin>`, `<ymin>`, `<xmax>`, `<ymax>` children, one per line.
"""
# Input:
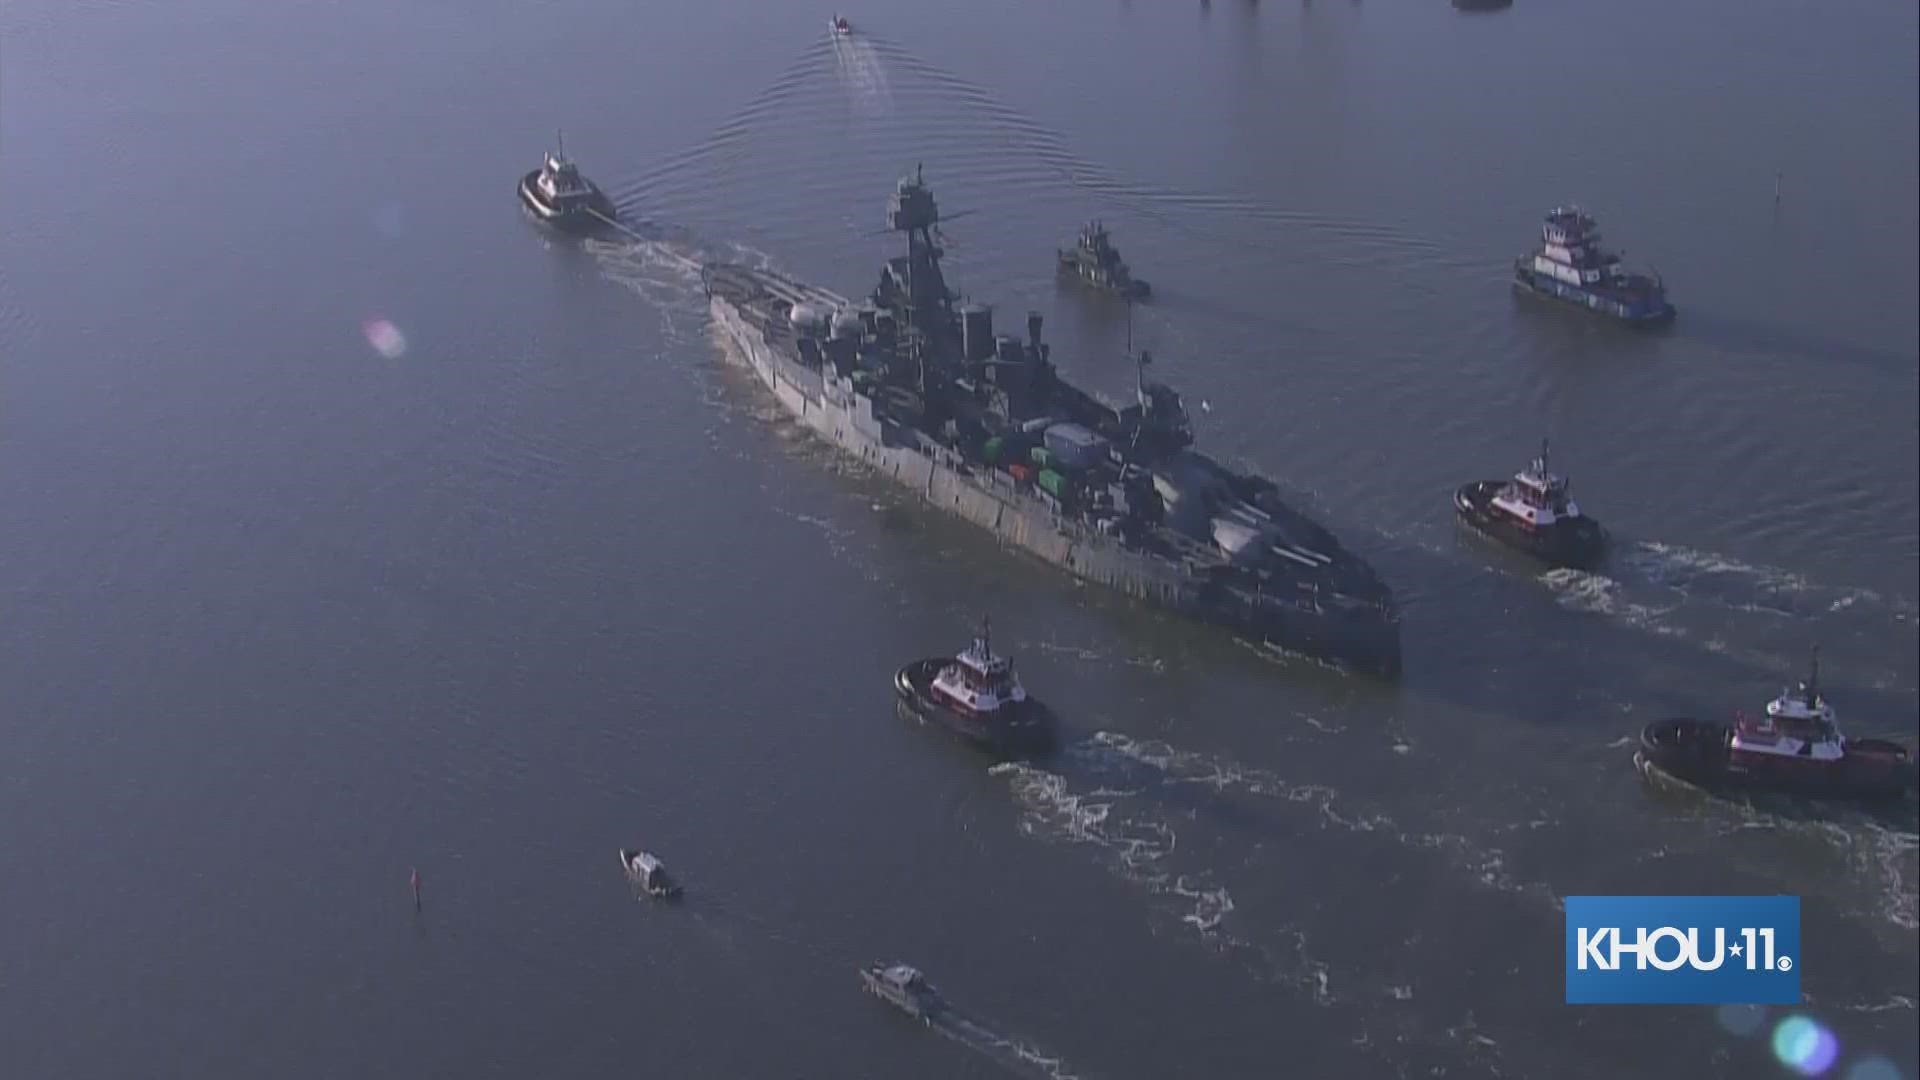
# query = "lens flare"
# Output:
<box><xmin>1844</xmin><ymin>1056</ymin><xmax>1905</xmax><ymax>1080</ymax></box>
<box><xmin>362</xmin><ymin>318</ymin><xmax>408</xmax><ymax>359</ymax></box>
<box><xmin>1771</xmin><ymin>1015</ymin><xmax>1839</xmax><ymax>1076</ymax></box>
<box><xmin>1716</xmin><ymin>1003</ymin><xmax>1767</xmax><ymax>1038</ymax></box>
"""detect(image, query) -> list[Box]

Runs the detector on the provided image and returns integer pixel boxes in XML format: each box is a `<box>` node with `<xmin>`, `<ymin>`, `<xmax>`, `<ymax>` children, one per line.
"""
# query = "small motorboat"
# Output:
<box><xmin>894</xmin><ymin>616</ymin><xmax>1054</xmax><ymax>755</ymax></box>
<box><xmin>830</xmin><ymin>14</ymin><xmax>852</xmax><ymax>35</ymax></box>
<box><xmin>860</xmin><ymin>962</ymin><xmax>943</xmax><ymax>1022</ymax></box>
<box><xmin>518</xmin><ymin>131</ymin><xmax>617</xmax><ymax>234</ymax></box>
<box><xmin>1454</xmin><ymin>439</ymin><xmax>1606</xmax><ymax>569</ymax></box>
<box><xmin>619</xmin><ymin>849</ymin><xmax>684</xmax><ymax>899</ymax></box>
<box><xmin>1635</xmin><ymin>649</ymin><xmax>1916</xmax><ymax>802</ymax></box>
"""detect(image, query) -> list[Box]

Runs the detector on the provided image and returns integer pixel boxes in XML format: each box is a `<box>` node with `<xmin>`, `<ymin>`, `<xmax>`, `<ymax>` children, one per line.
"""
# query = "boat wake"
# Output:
<box><xmin>586</xmin><ymin>235</ymin><xmax>707</xmax><ymax>339</ymax></box>
<box><xmin>829</xmin><ymin>28</ymin><xmax>893</xmax><ymax>117</ymax></box>
<box><xmin>1637</xmin><ymin>787</ymin><xmax>1920</xmax><ymax>934</ymax></box>
<box><xmin>1538</xmin><ymin>535</ymin><xmax>1918</xmax><ymax>694</ymax></box>
<box><xmin>928</xmin><ymin>1007</ymin><xmax>1084</xmax><ymax>1080</ymax></box>
<box><xmin>1621</xmin><ymin>540</ymin><xmax>1916</xmax><ymax>622</ymax></box>
<box><xmin>991</xmin><ymin>731</ymin><xmax>1561</xmax><ymax>993</ymax></box>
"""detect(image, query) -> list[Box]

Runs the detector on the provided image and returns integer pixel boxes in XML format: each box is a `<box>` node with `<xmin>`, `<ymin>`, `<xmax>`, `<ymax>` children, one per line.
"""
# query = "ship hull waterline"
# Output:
<box><xmin>1512</xmin><ymin>267</ymin><xmax>1676</xmax><ymax>326</ymax></box>
<box><xmin>703</xmin><ymin>290</ymin><xmax>1404</xmax><ymax>678</ymax></box>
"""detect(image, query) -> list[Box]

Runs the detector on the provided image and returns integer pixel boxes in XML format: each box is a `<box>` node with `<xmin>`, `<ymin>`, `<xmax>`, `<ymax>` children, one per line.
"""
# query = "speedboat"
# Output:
<box><xmin>619</xmin><ymin>849</ymin><xmax>683</xmax><ymax>899</ymax></box>
<box><xmin>1454</xmin><ymin>440</ymin><xmax>1606</xmax><ymax>569</ymax></box>
<box><xmin>860</xmin><ymin>962</ymin><xmax>943</xmax><ymax>1022</ymax></box>
<box><xmin>830</xmin><ymin>15</ymin><xmax>852</xmax><ymax>35</ymax></box>
<box><xmin>518</xmin><ymin>132</ymin><xmax>617</xmax><ymax>234</ymax></box>
<box><xmin>894</xmin><ymin>616</ymin><xmax>1054</xmax><ymax>755</ymax></box>
<box><xmin>1636</xmin><ymin>649</ymin><xmax>1916</xmax><ymax>802</ymax></box>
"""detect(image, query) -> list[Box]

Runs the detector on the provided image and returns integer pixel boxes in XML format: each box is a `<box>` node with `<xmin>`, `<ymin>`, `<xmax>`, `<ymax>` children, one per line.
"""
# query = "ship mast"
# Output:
<box><xmin>885</xmin><ymin>162</ymin><xmax>945</xmax><ymax>331</ymax></box>
<box><xmin>1804</xmin><ymin>645</ymin><xmax>1821</xmax><ymax>708</ymax></box>
<box><xmin>1128</xmin><ymin>296</ymin><xmax>1150</xmax><ymax>408</ymax></box>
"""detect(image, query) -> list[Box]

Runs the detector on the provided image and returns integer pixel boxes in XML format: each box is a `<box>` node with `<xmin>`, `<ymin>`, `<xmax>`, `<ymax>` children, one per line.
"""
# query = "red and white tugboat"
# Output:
<box><xmin>1637</xmin><ymin>649</ymin><xmax>1916</xmax><ymax>802</ymax></box>
<box><xmin>894</xmin><ymin>618</ymin><xmax>1054</xmax><ymax>754</ymax></box>
<box><xmin>1454</xmin><ymin>439</ymin><xmax>1606</xmax><ymax>569</ymax></box>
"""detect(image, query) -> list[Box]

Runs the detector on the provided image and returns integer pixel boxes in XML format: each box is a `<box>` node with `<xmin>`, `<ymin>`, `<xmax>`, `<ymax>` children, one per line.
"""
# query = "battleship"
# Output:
<box><xmin>700</xmin><ymin>167</ymin><xmax>1401</xmax><ymax>675</ymax></box>
<box><xmin>1058</xmin><ymin>219</ymin><xmax>1151</xmax><ymax>299</ymax></box>
<box><xmin>1512</xmin><ymin>206</ymin><xmax>1674</xmax><ymax>325</ymax></box>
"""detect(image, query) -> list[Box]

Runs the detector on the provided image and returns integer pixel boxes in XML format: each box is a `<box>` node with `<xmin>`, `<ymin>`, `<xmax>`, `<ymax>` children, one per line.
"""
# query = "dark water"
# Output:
<box><xmin>3</xmin><ymin>0</ymin><xmax>1916</xmax><ymax>1077</ymax></box>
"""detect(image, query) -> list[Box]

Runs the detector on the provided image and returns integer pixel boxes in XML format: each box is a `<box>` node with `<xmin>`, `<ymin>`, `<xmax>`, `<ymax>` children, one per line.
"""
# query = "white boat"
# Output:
<box><xmin>618</xmin><ymin>849</ymin><xmax>683</xmax><ymax>898</ymax></box>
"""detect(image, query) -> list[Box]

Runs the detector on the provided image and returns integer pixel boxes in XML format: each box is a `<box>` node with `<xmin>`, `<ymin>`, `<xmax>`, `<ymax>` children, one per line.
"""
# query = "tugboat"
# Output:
<box><xmin>1512</xmin><ymin>206</ymin><xmax>1674</xmax><ymax>325</ymax></box>
<box><xmin>830</xmin><ymin>14</ymin><xmax>852</xmax><ymax>35</ymax></box>
<box><xmin>1637</xmin><ymin>649</ymin><xmax>1917</xmax><ymax>802</ymax></box>
<box><xmin>861</xmin><ymin>962</ymin><xmax>943</xmax><ymax>1023</ymax></box>
<box><xmin>1453</xmin><ymin>440</ymin><xmax>1606</xmax><ymax>569</ymax></box>
<box><xmin>1058</xmin><ymin>220</ymin><xmax>1151</xmax><ymax>299</ymax></box>
<box><xmin>618</xmin><ymin>849</ymin><xmax>683</xmax><ymax>899</ymax></box>
<box><xmin>894</xmin><ymin>618</ymin><xmax>1054</xmax><ymax>754</ymax></box>
<box><xmin>518</xmin><ymin>132</ymin><xmax>617</xmax><ymax>234</ymax></box>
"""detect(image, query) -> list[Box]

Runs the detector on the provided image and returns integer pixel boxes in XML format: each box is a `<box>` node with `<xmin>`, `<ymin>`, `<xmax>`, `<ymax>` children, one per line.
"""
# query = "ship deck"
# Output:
<box><xmin>704</xmin><ymin>261</ymin><xmax>1392</xmax><ymax>608</ymax></box>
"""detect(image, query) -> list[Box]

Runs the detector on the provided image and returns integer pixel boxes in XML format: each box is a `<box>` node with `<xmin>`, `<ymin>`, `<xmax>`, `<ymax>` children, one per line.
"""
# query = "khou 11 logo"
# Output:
<box><xmin>1565</xmin><ymin>895</ymin><xmax>1801</xmax><ymax>1005</ymax></box>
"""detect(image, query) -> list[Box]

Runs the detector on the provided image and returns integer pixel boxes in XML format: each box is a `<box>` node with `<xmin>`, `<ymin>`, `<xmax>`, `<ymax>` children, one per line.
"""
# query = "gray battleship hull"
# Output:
<box><xmin>702</xmin><ymin>270</ymin><xmax>1402</xmax><ymax>676</ymax></box>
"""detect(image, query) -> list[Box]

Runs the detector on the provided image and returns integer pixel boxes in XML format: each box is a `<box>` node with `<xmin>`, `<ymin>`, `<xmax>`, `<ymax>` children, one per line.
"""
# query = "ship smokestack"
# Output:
<box><xmin>1026</xmin><ymin>311</ymin><xmax>1043</xmax><ymax>351</ymax></box>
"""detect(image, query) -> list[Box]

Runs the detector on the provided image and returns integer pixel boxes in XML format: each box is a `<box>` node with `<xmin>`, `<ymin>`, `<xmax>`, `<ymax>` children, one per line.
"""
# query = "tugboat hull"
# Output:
<box><xmin>1453</xmin><ymin>480</ymin><xmax>1606</xmax><ymax>569</ymax></box>
<box><xmin>518</xmin><ymin>170</ymin><xmax>617</xmax><ymax>234</ymax></box>
<box><xmin>1057</xmin><ymin>255</ymin><xmax>1150</xmax><ymax>299</ymax></box>
<box><xmin>1637</xmin><ymin>719</ymin><xmax>1916</xmax><ymax>802</ymax></box>
<box><xmin>894</xmin><ymin>659</ymin><xmax>1054</xmax><ymax>754</ymax></box>
<box><xmin>1513</xmin><ymin>266</ymin><xmax>1675</xmax><ymax>326</ymax></box>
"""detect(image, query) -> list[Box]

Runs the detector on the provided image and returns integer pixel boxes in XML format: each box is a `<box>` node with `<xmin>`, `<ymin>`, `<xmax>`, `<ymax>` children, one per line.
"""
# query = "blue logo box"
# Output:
<box><xmin>1565</xmin><ymin>895</ymin><xmax>1801</xmax><ymax>1005</ymax></box>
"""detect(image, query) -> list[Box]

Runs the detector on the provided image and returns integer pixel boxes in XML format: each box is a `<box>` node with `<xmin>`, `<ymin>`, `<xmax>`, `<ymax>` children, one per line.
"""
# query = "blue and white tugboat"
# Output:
<box><xmin>1637</xmin><ymin>649</ymin><xmax>1916</xmax><ymax>802</ymax></box>
<box><xmin>1454</xmin><ymin>440</ymin><xmax>1606</xmax><ymax>569</ymax></box>
<box><xmin>518</xmin><ymin>132</ymin><xmax>616</xmax><ymax>233</ymax></box>
<box><xmin>1513</xmin><ymin>206</ymin><xmax>1674</xmax><ymax>325</ymax></box>
<box><xmin>895</xmin><ymin>617</ymin><xmax>1054</xmax><ymax>755</ymax></box>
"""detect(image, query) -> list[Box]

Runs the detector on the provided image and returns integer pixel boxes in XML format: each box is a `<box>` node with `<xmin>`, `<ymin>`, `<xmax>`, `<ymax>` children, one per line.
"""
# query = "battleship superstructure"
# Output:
<box><xmin>700</xmin><ymin>167</ymin><xmax>1400</xmax><ymax>675</ymax></box>
<box><xmin>1512</xmin><ymin>207</ymin><xmax>1674</xmax><ymax>325</ymax></box>
<box><xmin>1058</xmin><ymin>220</ymin><xmax>1150</xmax><ymax>298</ymax></box>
